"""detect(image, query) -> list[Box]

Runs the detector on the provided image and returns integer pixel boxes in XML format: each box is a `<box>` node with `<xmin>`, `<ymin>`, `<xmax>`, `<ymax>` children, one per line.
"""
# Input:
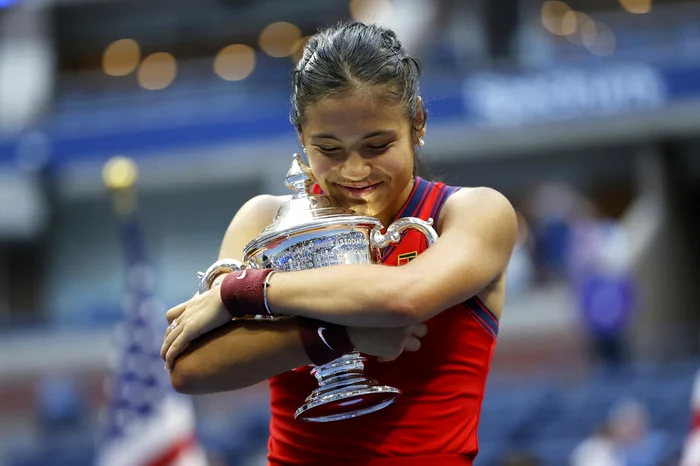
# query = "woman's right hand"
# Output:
<box><xmin>347</xmin><ymin>324</ymin><xmax>427</xmax><ymax>362</ymax></box>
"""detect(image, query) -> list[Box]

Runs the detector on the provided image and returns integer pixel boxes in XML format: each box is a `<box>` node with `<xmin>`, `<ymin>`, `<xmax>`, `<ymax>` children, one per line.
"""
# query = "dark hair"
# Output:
<box><xmin>290</xmin><ymin>21</ymin><xmax>428</xmax><ymax>145</ymax></box>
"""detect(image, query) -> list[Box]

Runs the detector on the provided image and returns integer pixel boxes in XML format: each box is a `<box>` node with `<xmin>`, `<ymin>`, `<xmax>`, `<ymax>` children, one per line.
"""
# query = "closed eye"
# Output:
<box><xmin>367</xmin><ymin>142</ymin><xmax>392</xmax><ymax>152</ymax></box>
<box><xmin>315</xmin><ymin>146</ymin><xmax>340</xmax><ymax>154</ymax></box>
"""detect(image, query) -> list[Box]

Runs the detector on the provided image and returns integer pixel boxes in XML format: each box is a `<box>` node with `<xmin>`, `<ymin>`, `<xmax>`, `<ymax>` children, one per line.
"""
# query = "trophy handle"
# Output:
<box><xmin>197</xmin><ymin>259</ymin><xmax>246</xmax><ymax>294</ymax></box>
<box><xmin>370</xmin><ymin>217</ymin><xmax>439</xmax><ymax>254</ymax></box>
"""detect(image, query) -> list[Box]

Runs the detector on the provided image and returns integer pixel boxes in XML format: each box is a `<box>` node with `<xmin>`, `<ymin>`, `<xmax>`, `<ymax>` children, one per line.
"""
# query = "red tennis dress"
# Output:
<box><xmin>267</xmin><ymin>177</ymin><xmax>499</xmax><ymax>465</ymax></box>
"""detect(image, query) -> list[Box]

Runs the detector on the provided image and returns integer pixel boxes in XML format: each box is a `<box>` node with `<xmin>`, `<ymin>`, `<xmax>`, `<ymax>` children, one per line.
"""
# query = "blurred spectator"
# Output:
<box><xmin>571</xmin><ymin>422</ymin><xmax>621</xmax><ymax>466</ymax></box>
<box><xmin>568</xmin><ymin>218</ymin><xmax>635</xmax><ymax>369</ymax></box>
<box><xmin>608</xmin><ymin>399</ymin><xmax>669</xmax><ymax>466</ymax></box>
<box><xmin>572</xmin><ymin>399</ymin><xmax>669</xmax><ymax>466</ymax></box>
<box><xmin>526</xmin><ymin>182</ymin><xmax>595</xmax><ymax>283</ymax></box>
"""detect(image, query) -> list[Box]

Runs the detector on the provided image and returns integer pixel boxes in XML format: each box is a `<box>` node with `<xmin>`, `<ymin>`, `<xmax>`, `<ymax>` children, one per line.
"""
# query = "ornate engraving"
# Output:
<box><xmin>271</xmin><ymin>231</ymin><xmax>371</xmax><ymax>272</ymax></box>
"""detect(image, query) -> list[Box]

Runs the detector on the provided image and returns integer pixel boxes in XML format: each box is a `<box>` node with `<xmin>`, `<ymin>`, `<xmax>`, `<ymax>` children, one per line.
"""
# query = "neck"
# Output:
<box><xmin>376</xmin><ymin>177</ymin><xmax>416</xmax><ymax>227</ymax></box>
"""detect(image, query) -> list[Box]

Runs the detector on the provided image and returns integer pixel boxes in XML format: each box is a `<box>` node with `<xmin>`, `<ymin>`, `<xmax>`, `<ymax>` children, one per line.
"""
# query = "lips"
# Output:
<box><xmin>335</xmin><ymin>182</ymin><xmax>383</xmax><ymax>198</ymax></box>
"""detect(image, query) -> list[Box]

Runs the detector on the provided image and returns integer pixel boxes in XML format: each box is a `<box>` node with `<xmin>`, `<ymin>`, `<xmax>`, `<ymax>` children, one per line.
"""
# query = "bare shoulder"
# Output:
<box><xmin>439</xmin><ymin>187</ymin><xmax>518</xmax><ymax>247</ymax></box>
<box><xmin>219</xmin><ymin>194</ymin><xmax>290</xmax><ymax>260</ymax></box>
<box><xmin>233</xmin><ymin>194</ymin><xmax>290</xmax><ymax>227</ymax></box>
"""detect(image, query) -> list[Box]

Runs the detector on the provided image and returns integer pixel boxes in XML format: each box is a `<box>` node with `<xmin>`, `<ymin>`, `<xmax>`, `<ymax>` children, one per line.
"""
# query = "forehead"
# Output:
<box><xmin>302</xmin><ymin>91</ymin><xmax>408</xmax><ymax>138</ymax></box>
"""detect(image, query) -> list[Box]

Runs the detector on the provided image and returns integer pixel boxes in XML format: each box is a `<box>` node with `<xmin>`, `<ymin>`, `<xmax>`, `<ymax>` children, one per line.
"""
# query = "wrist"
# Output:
<box><xmin>220</xmin><ymin>268</ymin><xmax>275</xmax><ymax>318</ymax></box>
<box><xmin>211</xmin><ymin>272</ymin><xmax>230</xmax><ymax>288</ymax></box>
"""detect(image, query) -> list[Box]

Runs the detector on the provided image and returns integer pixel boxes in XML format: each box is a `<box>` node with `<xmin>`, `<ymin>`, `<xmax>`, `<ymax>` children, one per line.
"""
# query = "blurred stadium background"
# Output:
<box><xmin>1</xmin><ymin>0</ymin><xmax>700</xmax><ymax>464</ymax></box>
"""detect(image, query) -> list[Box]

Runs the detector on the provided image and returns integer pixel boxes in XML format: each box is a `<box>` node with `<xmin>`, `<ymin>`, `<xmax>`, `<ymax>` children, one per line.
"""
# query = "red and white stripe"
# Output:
<box><xmin>681</xmin><ymin>369</ymin><xmax>700</xmax><ymax>466</ymax></box>
<box><xmin>98</xmin><ymin>396</ymin><xmax>208</xmax><ymax>466</ymax></box>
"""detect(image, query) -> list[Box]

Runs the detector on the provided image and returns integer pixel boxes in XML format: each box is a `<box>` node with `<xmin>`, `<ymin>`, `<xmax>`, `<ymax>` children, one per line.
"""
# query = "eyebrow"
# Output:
<box><xmin>310</xmin><ymin>130</ymin><xmax>396</xmax><ymax>141</ymax></box>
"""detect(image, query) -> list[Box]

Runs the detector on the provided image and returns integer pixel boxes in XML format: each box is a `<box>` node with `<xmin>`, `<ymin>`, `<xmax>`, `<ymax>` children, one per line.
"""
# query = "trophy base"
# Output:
<box><xmin>294</xmin><ymin>384</ymin><xmax>401</xmax><ymax>423</ymax></box>
<box><xmin>293</xmin><ymin>352</ymin><xmax>401</xmax><ymax>423</ymax></box>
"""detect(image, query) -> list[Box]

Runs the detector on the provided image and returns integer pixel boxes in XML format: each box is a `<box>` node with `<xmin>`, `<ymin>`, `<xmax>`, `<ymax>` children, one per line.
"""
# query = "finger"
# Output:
<box><xmin>165</xmin><ymin>332</ymin><xmax>191</xmax><ymax>370</ymax></box>
<box><xmin>409</xmin><ymin>323</ymin><xmax>428</xmax><ymax>338</ymax></box>
<box><xmin>161</xmin><ymin>321</ymin><xmax>184</xmax><ymax>361</ymax></box>
<box><xmin>164</xmin><ymin>320</ymin><xmax>175</xmax><ymax>339</ymax></box>
<box><xmin>404</xmin><ymin>336</ymin><xmax>421</xmax><ymax>352</ymax></box>
<box><xmin>164</xmin><ymin>306</ymin><xmax>186</xmax><ymax>340</ymax></box>
<box><xmin>166</xmin><ymin>303</ymin><xmax>187</xmax><ymax>324</ymax></box>
<box><xmin>163</xmin><ymin>310</ymin><xmax>182</xmax><ymax>339</ymax></box>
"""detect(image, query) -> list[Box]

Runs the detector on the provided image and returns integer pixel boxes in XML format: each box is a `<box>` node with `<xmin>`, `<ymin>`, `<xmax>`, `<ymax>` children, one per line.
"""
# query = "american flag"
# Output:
<box><xmin>682</xmin><ymin>369</ymin><xmax>700</xmax><ymax>466</ymax></box>
<box><xmin>98</xmin><ymin>217</ymin><xmax>208</xmax><ymax>466</ymax></box>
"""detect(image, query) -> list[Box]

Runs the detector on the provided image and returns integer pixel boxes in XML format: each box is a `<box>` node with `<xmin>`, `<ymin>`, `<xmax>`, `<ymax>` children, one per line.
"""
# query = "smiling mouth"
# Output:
<box><xmin>336</xmin><ymin>182</ymin><xmax>383</xmax><ymax>198</ymax></box>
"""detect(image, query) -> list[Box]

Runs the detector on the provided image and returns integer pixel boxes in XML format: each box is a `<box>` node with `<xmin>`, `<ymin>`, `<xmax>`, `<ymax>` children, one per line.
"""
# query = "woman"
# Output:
<box><xmin>160</xmin><ymin>22</ymin><xmax>517</xmax><ymax>466</ymax></box>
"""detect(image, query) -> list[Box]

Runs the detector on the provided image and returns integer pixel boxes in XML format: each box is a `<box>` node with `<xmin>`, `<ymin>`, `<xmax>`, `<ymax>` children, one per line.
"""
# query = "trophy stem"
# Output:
<box><xmin>294</xmin><ymin>352</ymin><xmax>401</xmax><ymax>423</ymax></box>
<box><xmin>312</xmin><ymin>352</ymin><xmax>366</xmax><ymax>385</ymax></box>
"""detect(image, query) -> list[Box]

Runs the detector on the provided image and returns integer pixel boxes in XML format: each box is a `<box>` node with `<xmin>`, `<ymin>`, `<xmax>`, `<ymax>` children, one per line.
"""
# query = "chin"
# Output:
<box><xmin>351</xmin><ymin>201</ymin><xmax>389</xmax><ymax>220</ymax></box>
<box><xmin>330</xmin><ymin>187</ymin><xmax>389</xmax><ymax>216</ymax></box>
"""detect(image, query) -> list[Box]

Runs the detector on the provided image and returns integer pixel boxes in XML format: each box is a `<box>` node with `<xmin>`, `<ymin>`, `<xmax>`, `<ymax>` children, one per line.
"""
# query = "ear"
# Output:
<box><xmin>414</xmin><ymin>96</ymin><xmax>427</xmax><ymax>142</ymax></box>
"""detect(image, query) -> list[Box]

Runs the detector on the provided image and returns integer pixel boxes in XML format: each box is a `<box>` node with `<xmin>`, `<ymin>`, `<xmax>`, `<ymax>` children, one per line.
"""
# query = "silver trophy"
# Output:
<box><xmin>199</xmin><ymin>154</ymin><xmax>437</xmax><ymax>422</ymax></box>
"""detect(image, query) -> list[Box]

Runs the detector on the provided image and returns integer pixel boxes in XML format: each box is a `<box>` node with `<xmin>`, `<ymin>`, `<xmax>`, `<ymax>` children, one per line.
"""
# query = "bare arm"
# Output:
<box><xmin>169</xmin><ymin>313</ymin><xmax>425</xmax><ymax>394</ymax></box>
<box><xmin>266</xmin><ymin>187</ymin><xmax>518</xmax><ymax>326</ymax></box>
<box><xmin>170</xmin><ymin>317</ymin><xmax>310</xmax><ymax>394</ymax></box>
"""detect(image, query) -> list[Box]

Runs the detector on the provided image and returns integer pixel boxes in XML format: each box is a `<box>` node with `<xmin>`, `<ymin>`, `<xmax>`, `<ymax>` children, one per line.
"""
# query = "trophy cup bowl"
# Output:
<box><xmin>200</xmin><ymin>155</ymin><xmax>438</xmax><ymax>422</ymax></box>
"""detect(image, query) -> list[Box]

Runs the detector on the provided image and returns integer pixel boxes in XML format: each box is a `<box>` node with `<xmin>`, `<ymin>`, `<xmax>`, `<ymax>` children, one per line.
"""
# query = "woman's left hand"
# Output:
<box><xmin>160</xmin><ymin>288</ymin><xmax>231</xmax><ymax>369</ymax></box>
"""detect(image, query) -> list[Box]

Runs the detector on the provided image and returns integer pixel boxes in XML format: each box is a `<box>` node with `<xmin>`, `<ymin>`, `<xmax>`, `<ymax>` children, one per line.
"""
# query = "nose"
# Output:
<box><xmin>340</xmin><ymin>152</ymin><xmax>371</xmax><ymax>181</ymax></box>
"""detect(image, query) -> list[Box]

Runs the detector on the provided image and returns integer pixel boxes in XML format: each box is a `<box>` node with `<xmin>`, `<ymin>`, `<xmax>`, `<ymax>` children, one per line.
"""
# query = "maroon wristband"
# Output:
<box><xmin>220</xmin><ymin>268</ymin><xmax>274</xmax><ymax>318</ymax></box>
<box><xmin>298</xmin><ymin>318</ymin><xmax>355</xmax><ymax>366</ymax></box>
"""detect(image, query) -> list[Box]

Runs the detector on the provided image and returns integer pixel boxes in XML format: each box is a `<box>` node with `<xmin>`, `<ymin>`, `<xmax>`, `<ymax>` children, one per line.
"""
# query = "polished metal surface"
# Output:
<box><xmin>197</xmin><ymin>258</ymin><xmax>244</xmax><ymax>294</ymax></box>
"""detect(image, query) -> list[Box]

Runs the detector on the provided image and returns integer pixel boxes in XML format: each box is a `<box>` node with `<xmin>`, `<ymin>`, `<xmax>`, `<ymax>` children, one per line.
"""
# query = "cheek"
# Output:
<box><xmin>382</xmin><ymin>146</ymin><xmax>414</xmax><ymax>180</ymax></box>
<box><xmin>307</xmin><ymin>156</ymin><xmax>332</xmax><ymax>180</ymax></box>
<box><xmin>307</xmin><ymin>157</ymin><xmax>343</xmax><ymax>195</ymax></box>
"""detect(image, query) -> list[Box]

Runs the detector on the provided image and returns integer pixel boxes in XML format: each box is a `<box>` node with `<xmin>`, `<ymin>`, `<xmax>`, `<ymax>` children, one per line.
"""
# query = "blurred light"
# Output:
<box><xmin>565</xmin><ymin>11</ymin><xmax>593</xmax><ymax>45</ymax></box>
<box><xmin>291</xmin><ymin>36</ymin><xmax>312</xmax><ymax>64</ymax></box>
<box><xmin>583</xmin><ymin>21</ymin><xmax>616</xmax><ymax>56</ymax></box>
<box><xmin>619</xmin><ymin>0</ymin><xmax>652</xmax><ymax>14</ymax></box>
<box><xmin>541</xmin><ymin>1</ymin><xmax>576</xmax><ymax>36</ymax></box>
<box><xmin>137</xmin><ymin>52</ymin><xmax>177</xmax><ymax>90</ymax></box>
<box><xmin>560</xmin><ymin>10</ymin><xmax>578</xmax><ymax>36</ymax></box>
<box><xmin>581</xmin><ymin>20</ymin><xmax>597</xmax><ymax>46</ymax></box>
<box><xmin>259</xmin><ymin>22</ymin><xmax>302</xmax><ymax>58</ymax></box>
<box><xmin>103</xmin><ymin>156</ymin><xmax>139</xmax><ymax>190</ymax></box>
<box><xmin>0</xmin><ymin>0</ymin><xmax>20</xmax><ymax>8</ymax></box>
<box><xmin>102</xmin><ymin>39</ymin><xmax>141</xmax><ymax>77</ymax></box>
<box><xmin>350</xmin><ymin>0</ymin><xmax>393</xmax><ymax>25</ymax></box>
<box><xmin>214</xmin><ymin>44</ymin><xmax>256</xmax><ymax>81</ymax></box>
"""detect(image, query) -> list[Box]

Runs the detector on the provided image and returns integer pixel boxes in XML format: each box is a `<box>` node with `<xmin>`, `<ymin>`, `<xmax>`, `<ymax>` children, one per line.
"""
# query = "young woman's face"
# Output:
<box><xmin>300</xmin><ymin>90</ymin><xmax>424</xmax><ymax>222</ymax></box>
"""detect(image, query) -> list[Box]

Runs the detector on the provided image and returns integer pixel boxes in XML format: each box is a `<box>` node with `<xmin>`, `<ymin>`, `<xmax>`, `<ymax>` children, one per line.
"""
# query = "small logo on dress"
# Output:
<box><xmin>317</xmin><ymin>327</ymin><xmax>335</xmax><ymax>350</ymax></box>
<box><xmin>397</xmin><ymin>251</ymin><xmax>418</xmax><ymax>265</ymax></box>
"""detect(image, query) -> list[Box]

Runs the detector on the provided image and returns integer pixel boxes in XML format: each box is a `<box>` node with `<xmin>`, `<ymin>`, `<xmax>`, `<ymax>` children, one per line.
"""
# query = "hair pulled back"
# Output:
<box><xmin>290</xmin><ymin>21</ymin><xmax>427</xmax><ymax>140</ymax></box>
